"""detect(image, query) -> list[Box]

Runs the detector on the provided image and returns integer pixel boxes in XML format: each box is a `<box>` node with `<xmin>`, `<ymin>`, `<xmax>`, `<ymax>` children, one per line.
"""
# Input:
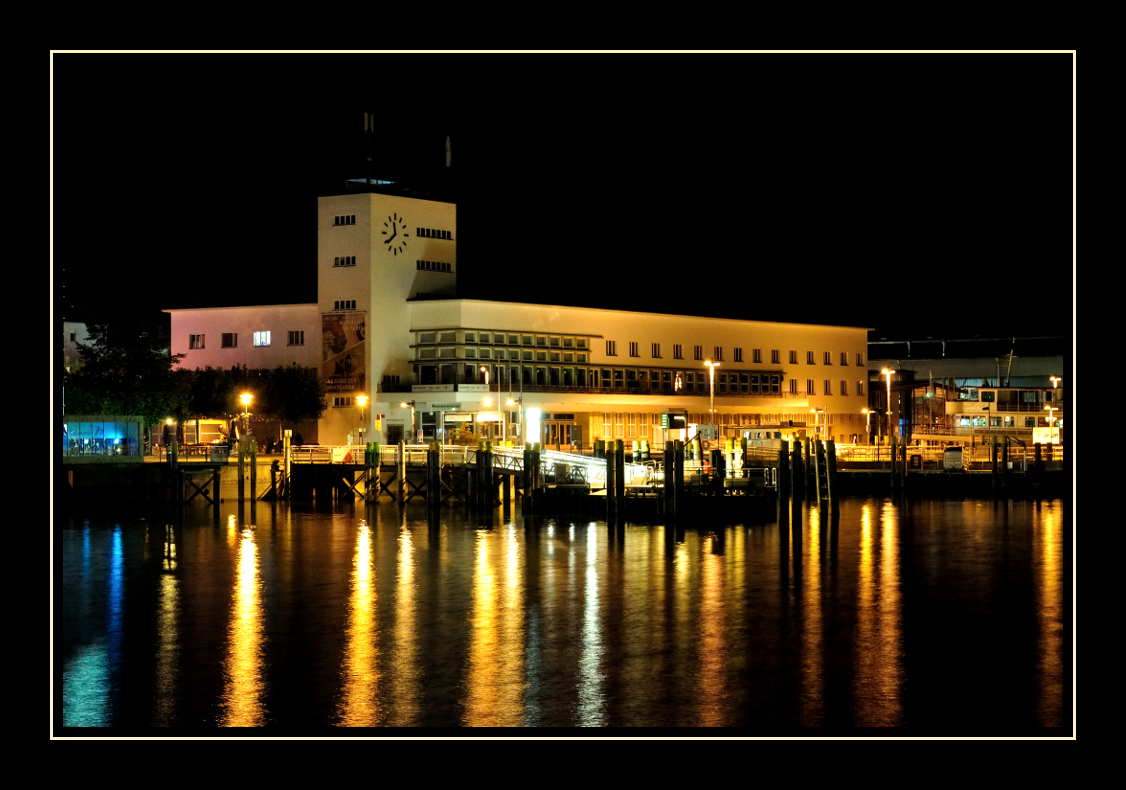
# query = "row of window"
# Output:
<box><xmin>190</xmin><ymin>331</ymin><xmax>306</xmax><ymax>349</ymax></box>
<box><xmin>418</xmin><ymin>331</ymin><xmax>591</xmax><ymax>349</ymax></box>
<box><xmin>797</xmin><ymin>379</ymin><xmax>865</xmax><ymax>396</ymax></box>
<box><xmin>605</xmin><ymin>342</ymin><xmax>863</xmax><ymax>366</ymax></box>
<box><xmin>419</xmin><ymin>347</ymin><xmax>590</xmax><ymax>362</ymax></box>
<box><xmin>333</xmin><ymin>215</ymin><xmax>356</xmax><ymax>226</ymax></box>
<box><xmin>417</xmin><ymin>227</ymin><xmax>452</xmax><ymax>240</ymax></box>
<box><xmin>417</xmin><ymin>260</ymin><xmax>453</xmax><ymax>273</ymax></box>
<box><xmin>594</xmin><ymin>411</ymin><xmax>860</xmax><ymax>439</ymax></box>
<box><xmin>334</xmin><ymin>256</ymin><xmax>356</xmax><ymax>267</ymax></box>
<box><xmin>333</xmin><ymin>300</ymin><xmax>357</xmax><ymax>311</ymax></box>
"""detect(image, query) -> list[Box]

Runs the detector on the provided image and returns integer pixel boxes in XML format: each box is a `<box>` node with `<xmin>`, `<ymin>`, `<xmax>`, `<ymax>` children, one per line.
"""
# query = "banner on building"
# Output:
<box><xmin>323</xmin><ymin>312</ymin><xmax>366</xmax><ymax>393</ymax></box>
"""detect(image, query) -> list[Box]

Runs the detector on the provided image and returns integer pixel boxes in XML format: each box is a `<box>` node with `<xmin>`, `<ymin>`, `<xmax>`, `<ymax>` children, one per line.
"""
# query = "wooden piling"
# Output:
<box><xmin>250</xmin><ymin>441</ymin><xmax>257</xmax><ymax>500</ymax></box>
<box><xmin>791</xmin><ymin>438</ymin><xmax>804</xmax><ymax>502</ymax></box>
<box><xmin>238</xmin><ymin>440</ymin><xmax>245</xmax><ymax>501</ymax></box>
<box><xmin>803</xmin><ymin>437</ymin><xmax>814</xmax><ymax>498</ymax></box>
<box><xmin>1002</xmin><ymin>439</ymin><xmax>1010</xmax><ymax>490</ymax></box>
<box><xmin>397</xmin><ymin>441</ymin><xmax>406</xmax><ymax>502</ymax></box>
<box><xmin>826</xmin><ymin>439</ymin><xmax>839</xmax><ymax>513</ymax></box>
<box><xmin>615</xmin><ymin>439</ymin><xmax>625</xmax><ymax>511</ymax></box>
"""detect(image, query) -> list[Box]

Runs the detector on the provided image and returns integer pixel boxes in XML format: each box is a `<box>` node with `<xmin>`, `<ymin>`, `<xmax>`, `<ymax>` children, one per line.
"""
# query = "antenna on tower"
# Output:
<box><xmin>365</xmin><ymin>112</ymin><xmax>375</xmax><ymax>189</ymax></box>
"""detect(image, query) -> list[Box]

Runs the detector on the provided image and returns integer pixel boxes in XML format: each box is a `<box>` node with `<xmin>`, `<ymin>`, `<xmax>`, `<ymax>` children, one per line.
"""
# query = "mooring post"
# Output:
<box><xmin>991</xmin><ymin>435</ymin><xmax>999</xmax><ymax>492</ymax></box>
<box><xmin>282</xmin><ymin>430</ymin><xmax>291</xmax><ymax>500</ymax></box>
<box><xmin>827</xmin><ymin>439</ymin><xmax>839</xmax><ymax>512</ymax></box>
<box><xmin>1034</xmin><ymin>442</ymin><xmax>1043</xmax><ymax>475</ymax></box>
<box><xmin>238</xmin><ymin>439</ymin><xmax>245</xmax><ymax>501</ymax></box>
<box><xmin>675</xmin><ymin>440</ymin><xmax>685</xmax><ymax>514</ymax></box>
<box><xmin>803</xmin><ymin>437</ymin><xmax>814</xmax><ymax>498</ymax></box>
<box><xmin>605</xmin><ymin>443</ymin><xmax>616</xmax><ymax>518</ymax></box>
<box><xmin>812</xmin><ymin>439</ymin><xmax>823</xmax><ymax>502</ymax></box>
<box><xmin>250</xmin><ymin>441</ymin><xmax>257</xmax><ymax>500</ymax></box>
<box><xmin>397</xmin><ymin>441</ymin><xmax>406</xmax><ymax>501</ymax></box>
<box><xmin>615</xmin><ymin>439</ymin><xmax>625</xmax><ymax>511</ymax></box>
<box><xmin>427</xmin><ymin>443</ymin><xmax>438</xmax><ymax>508</ymax></box>
<box><xmin>791</xmin><ymin>438</ymin><xmax>803</xmax><ymax>502</ymax></box>
<box><xmin>1002</xmin><ymin>439</ymin><xmax>1010</xmax><ymax>491</ymax></box>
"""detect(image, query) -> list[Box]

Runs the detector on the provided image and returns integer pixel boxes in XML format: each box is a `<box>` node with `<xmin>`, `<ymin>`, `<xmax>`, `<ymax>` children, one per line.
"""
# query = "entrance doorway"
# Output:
<box><xmin>542</xmin><ymin>420</ymin><xmax>579</xmax><ymax>452</ymax></box>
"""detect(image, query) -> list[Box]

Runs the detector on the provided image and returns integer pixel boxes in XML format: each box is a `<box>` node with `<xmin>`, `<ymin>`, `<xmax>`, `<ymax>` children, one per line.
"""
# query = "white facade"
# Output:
<box><xmin>167</xmin><ymin>191</ymin><xmax>872</xmax><ymax>448</ymax></box>
<box><xmin>165</xmin><ymin>304</ymin><xmax>321</xmax><ymax>371</ymax></box>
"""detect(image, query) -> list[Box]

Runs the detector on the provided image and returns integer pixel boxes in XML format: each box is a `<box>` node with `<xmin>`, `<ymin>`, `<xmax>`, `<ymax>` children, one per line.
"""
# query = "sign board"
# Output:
<box><xmin>430</xmin><ymin>403</ymin><xmax>461</xmax><ymax>412</ymax></box>
<box><xmin>698</xmin><ymin>424</ymin><xmax>719</xmax><ymax>441</ymax></box>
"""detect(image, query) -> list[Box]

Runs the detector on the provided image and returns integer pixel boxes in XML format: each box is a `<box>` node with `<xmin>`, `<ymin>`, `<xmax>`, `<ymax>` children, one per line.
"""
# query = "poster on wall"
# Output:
<box><xmin>323</xmin><ymin>312</ymin><xmax>366</xmax><ymax>393</ymax></box>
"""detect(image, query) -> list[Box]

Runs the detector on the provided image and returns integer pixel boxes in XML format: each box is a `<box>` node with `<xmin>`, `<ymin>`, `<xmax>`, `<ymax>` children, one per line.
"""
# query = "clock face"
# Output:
<box><xmin>382</xmin><ymin>213</ymin><xmax>409</xmax><ymax>256</ymax></box>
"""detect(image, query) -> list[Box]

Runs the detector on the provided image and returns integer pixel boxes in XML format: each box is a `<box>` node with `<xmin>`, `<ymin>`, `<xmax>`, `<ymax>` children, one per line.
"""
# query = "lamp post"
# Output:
<box><xmin>240</xmin><ymin>393</ymin><xmax>252</xmax><ymax>439</ymax></box>
<box><xmin>810</xmin><ymin>408</ymin><xmax>824</xmax><ymax>441</ymax></box>
<box><xmin>705</xmin><ymin>360</ymin><xmax>720</xmax><ymax>427</ymax></box>
<box><xmin>881</xmin><ymin>368</ymin><xmax>895</xmax><ymax>441</ymax></box>
<box><xmin>862</xmin><ymin>408</ymin><xmax>872</xmax><ymax>446</ymax></box>
<box><xmin>1044</xmin><ymin>406</ymin><xmax>1058</xmax><ymax>443</ymax></box>
<box><xmin>357</xmin><ymin>395</ymin><xmax>368</xmax><ymax>447</ymax></box>
<box><xmin>507</xmin><ymin>398</ymin><xmax>521</xmax><ymax>447</ymax></box>
<box><xmin>400</xmin><ymin>401</ymin><xmax>416</xmax><ymax>444</ymax></box>
<box><xmin>1050</xmin><ymin>376</ymin><xmax>1061</xmax><ymax>389</ymax></box>
<box><xmin>480</xmin><ymin>365</ymin><xmax>489</xmax><ymax>387</ymax></box>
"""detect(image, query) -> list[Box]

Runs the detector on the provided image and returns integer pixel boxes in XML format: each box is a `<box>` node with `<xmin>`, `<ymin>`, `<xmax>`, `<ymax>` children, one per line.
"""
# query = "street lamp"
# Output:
<box><xmin>810</xmin><ymin>408</ymin><xmax>824</xmax><ymax>440</ymax></box>
<box><xmin>357</xmin><ymin>395</ymin><xmax>368</xmax><ymax>446</ymax></box>
<box><xmin>1050</xmin><ymin>376</ymin><xmax>1061</xmax><ymax>389</ymax></box>
<box><xmin>1044</xmin><ymin>406</ymin><xmax>1058</xmax><ymax>443</ymax></box>
<box><xmin>480</xmin><ymin>365</ymin><xmax>489</xmax><ymax>387</ymax></box>
<box><xmin>240</xmin><ymin>393</ymin><xmax>252</xmax><ymax>439</ymax></box>
<box><xmin>507</xmin><ymin>398</ymin><xmax>521</xmax><ymax>446</ymax></box>
<box><xmin>881</xmin><ymin>368</ymin><xmax>895</xmax><ymax>441</ymax></box>
<box><xmin>400</xmin><ymin>400</ymin><xmax>416</xmax><ymax>444</ymax></box>
<box><xmin>862</xmin><ymin>408</ymin><xmax>872</xmax><ymax>445</ymax></box>
<box><xmin>705</xmin><ymin>360</ymin><xmax>720</xmax><ymax>426</ymax></box>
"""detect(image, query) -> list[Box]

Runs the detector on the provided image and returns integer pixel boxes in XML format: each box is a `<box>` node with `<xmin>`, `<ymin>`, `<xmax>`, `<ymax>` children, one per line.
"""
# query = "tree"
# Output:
<box><xmin>260</xmin><ymin>364</ymin><xmax>327</xmax><ymax>430</ymax></box>
<box><xmin>64</xmin><ymin>321</ymin><xmax>190</xmax><ymax>449</ymax></box>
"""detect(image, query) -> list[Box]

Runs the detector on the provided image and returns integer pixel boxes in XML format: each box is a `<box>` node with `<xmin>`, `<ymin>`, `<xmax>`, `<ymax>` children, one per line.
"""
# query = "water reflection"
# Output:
<box><xmin>337</xmin><ymin>520</ymin><xmax>378</xmax><ymax>726</ymax></box>
<box><xmin>220</xmin><ymin>518</ymin><xmax>266</xmax><ymax>726</ymax></box>
<box><xmin>464</xmin><ymin>527</ymin><xmax>526</xmax><ymax>726</ymax></box>
<box><xmin>800</xmin><ymin>508</ymin><xmax>824</xmax><ymax>726</ymax></box>
<box><xmin>152</xmin><ymin>525</ymin><xmax>179</xmax><ymax>726</ymax></box>
<box><xmin>1035</xmin><ymin>502</ymin><xmax>1063</xmax><ymax>727</ymax></box>
<box><xmin>578</xmin><ymin>524</ymin><xmax>604</xmax><ymax>726</ymax></box>
<box><xmin>697</xmin><ymin>532</ymin><xmax>726</xmax><ymax>726</ymax></box>
<box><xmin>854</xmin><ymin>502</ymin><xmax>903</xmax><ymax>725</ymax></box>
<box><xmin>57</xmin><ymin>498</ymin><xmax>1068</xmax><ymax>732</ymax></box>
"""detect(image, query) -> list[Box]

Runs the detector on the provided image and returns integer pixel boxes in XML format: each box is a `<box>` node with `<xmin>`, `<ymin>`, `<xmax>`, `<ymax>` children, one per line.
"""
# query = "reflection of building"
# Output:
<box><xmin>168</xmin><ymin>188</ymin><xmax>872</xmax><ymax>448</ymax></box>
<box><xmin>868</xmin><ymin>337</ymin><xmax>1065</xmax><ymax>447</ymax></box>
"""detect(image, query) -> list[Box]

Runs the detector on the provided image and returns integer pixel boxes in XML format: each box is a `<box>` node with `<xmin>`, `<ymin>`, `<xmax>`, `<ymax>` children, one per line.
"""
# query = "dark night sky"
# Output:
<box><xmin>52</xmin><ymin>53</ymin><xmax>1074</xmax><ymax>342</ymax></box>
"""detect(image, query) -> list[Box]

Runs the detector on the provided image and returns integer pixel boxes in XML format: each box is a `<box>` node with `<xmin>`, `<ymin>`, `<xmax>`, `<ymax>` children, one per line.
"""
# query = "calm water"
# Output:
<box><xmin>55</xmin><ymin>496</ymin><xmax>1071</xmax><ymax>735</ymax></box>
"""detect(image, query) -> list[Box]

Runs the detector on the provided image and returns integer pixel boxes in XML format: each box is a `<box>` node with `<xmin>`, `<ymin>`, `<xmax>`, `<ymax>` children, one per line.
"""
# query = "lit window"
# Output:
<box><xmin>253</xmin><ymin>331</ymin><xmax>271</xmax><ymax>347</ymax></box>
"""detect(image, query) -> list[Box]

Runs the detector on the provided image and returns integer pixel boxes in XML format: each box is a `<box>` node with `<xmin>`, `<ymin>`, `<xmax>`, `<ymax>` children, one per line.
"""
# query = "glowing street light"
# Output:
<box><xmin>480</xmin><ymin>365</ymin><xmax>489</xmax><ymax>387</ymax></box>
<box><xmin>881</xmin><ymin>368</ymin><xmax>895</xmax><ymax>440</ymax></box>
<box><xmin>1044</xmin><ymin>406</ymin><xmax>1059</xmax><ymax>443</ymax></box>
<box><xmin>705</xmin><ymin>360</ymin><xmax>720</xmax><ymax>425</ymax></box>
<box><xmin>1050</xmin><ymin>376</ymin><xmax>1061</xmax><ymax>388</ymax></box>
<box><xmin>357</xmin><ymin>395</ymin><xmax>368</xmax><ymax>445</ymax></box>
<box><xmin>862</xmin><ymin>408</ymin><xmax>872</xmax><ymax>445</ymax></box>
<box><xmin>240</xmin><ymin>393</ymin><xmax>252</xmax><ymax>437</ymax></box>
<box><xmin>400</xmin><ymin>400</ymin><xmax>416</xmax><ymax>443</ymax></box>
